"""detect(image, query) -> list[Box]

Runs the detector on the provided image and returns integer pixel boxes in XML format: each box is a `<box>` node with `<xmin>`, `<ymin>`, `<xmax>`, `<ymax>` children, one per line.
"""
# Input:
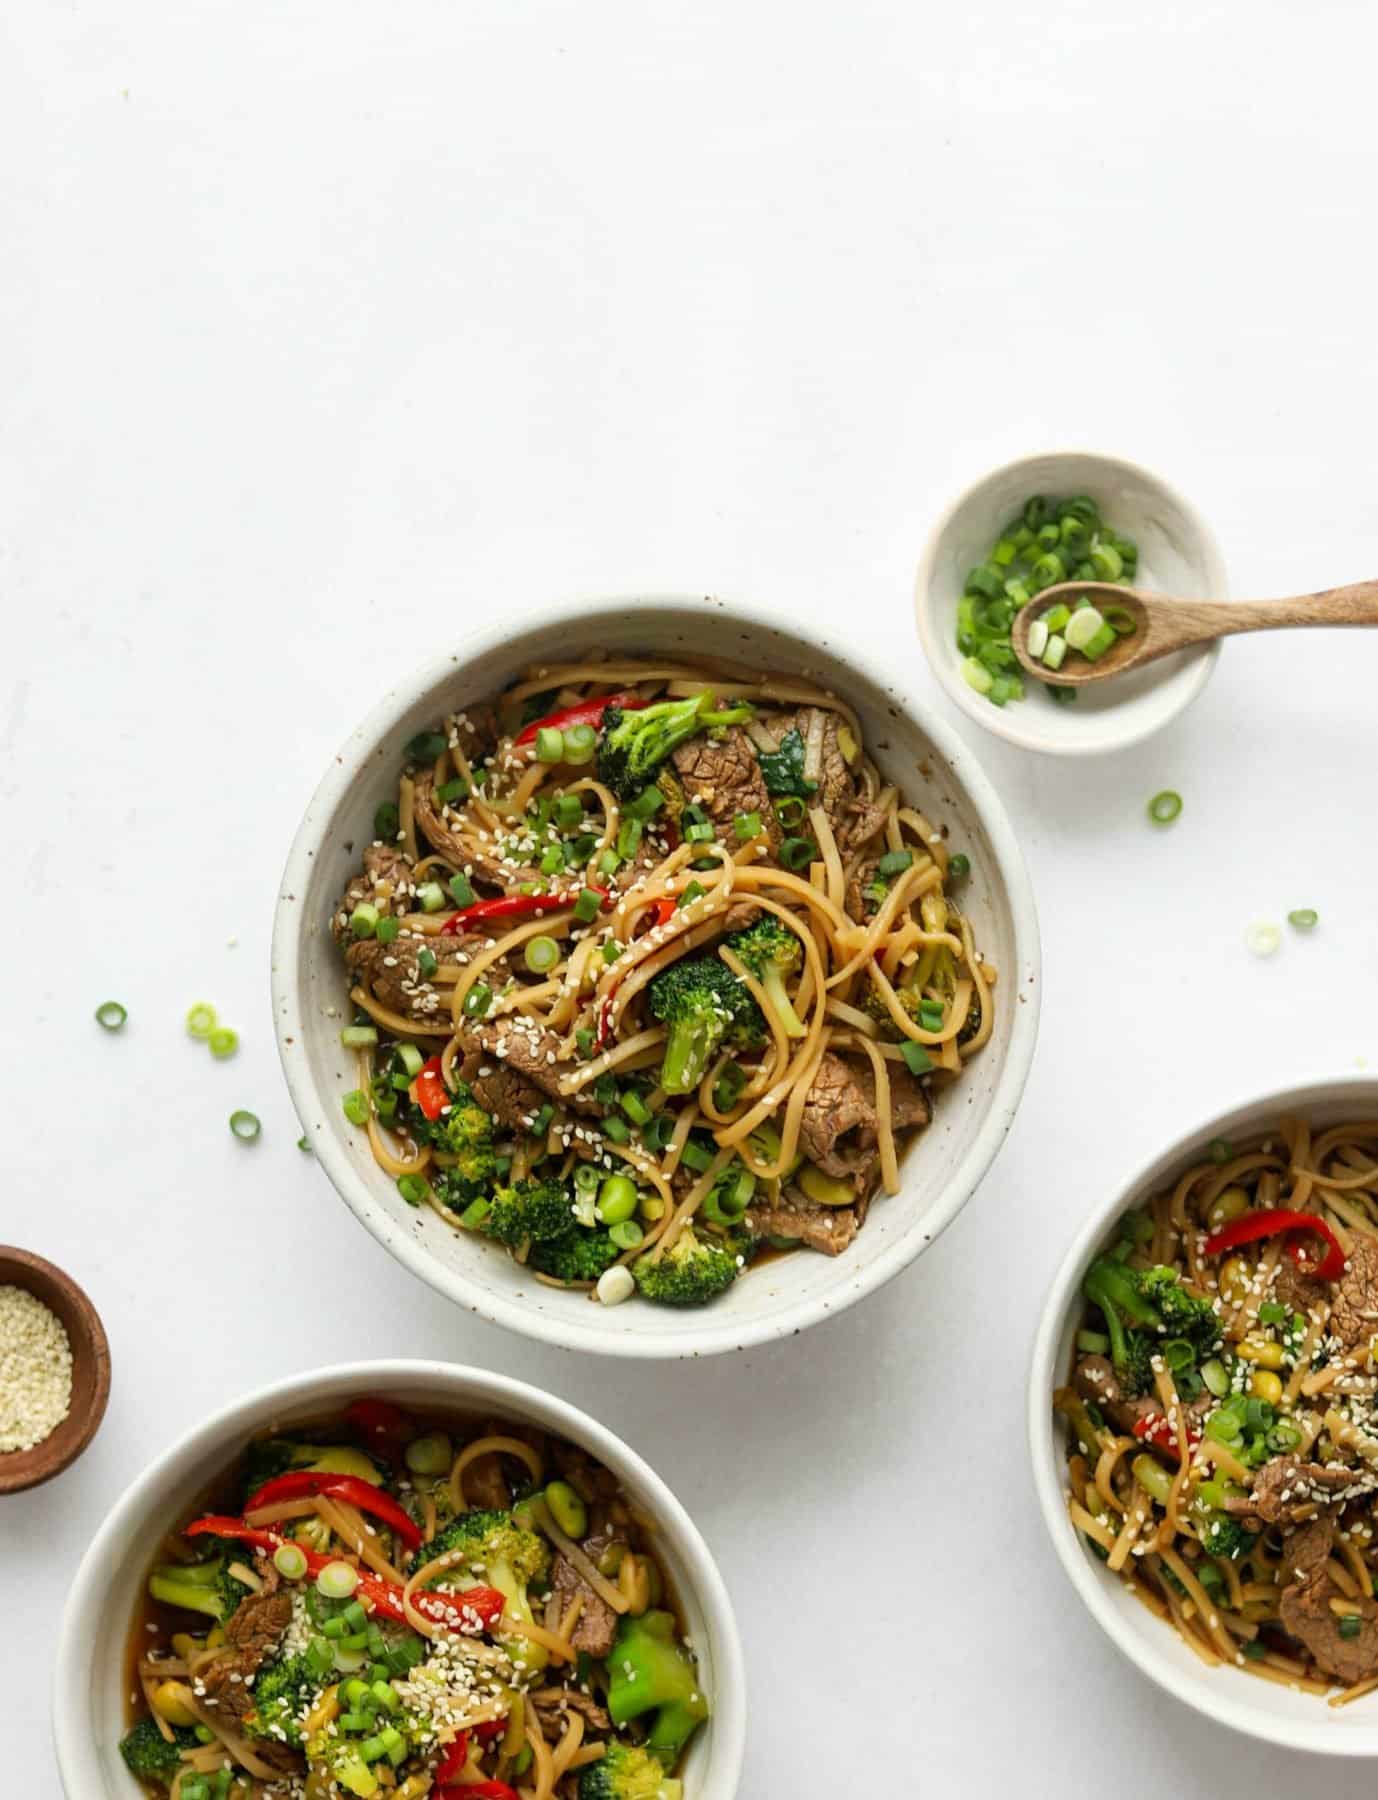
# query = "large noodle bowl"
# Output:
<box><xmin>330</xmin><ymin>652</ymin><xmax>993</xmax><ymax>1310</ymax></box>
<box><xmin>119</xmin><ymin>1398</ymin><xmax>706</xmax><ymax>1797</ymax></box>
<box><xmin>1058</xmin><ymin>1115</ymin><xmax>1378</xmax><ymax>1705</ymax></box>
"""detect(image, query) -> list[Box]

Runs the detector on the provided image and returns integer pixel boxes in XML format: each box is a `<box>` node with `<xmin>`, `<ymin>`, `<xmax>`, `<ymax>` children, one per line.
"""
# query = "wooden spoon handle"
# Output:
<box><xmin>1165</xmin><ymin>579</ymin><xmax>1378</xmax><ymax>648</ymax></box>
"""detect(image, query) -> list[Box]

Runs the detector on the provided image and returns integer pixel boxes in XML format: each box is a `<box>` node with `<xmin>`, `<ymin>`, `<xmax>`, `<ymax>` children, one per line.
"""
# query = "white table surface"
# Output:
<box><xmin>6</xmin><ymin>2</ymin><xmax>1378</xmax><ymax>1792</ymax></box>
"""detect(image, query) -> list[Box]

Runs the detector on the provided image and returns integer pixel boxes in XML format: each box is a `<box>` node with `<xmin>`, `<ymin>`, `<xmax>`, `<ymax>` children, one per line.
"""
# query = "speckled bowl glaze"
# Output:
<box><xmin>271</xmin><ymin>596</ymin><xmax>1041</xmax><ymax>1358</ymax></box>
<box><xmin>916</xmin><ymin>450</ymin><xmax>1228</xmax><ymax>755</ymax></box>
<box><xmin>53</xmin><ymin>1360</ymin><xmax>746</xmax><ymax>1797</ymax></box>
<box><xmin>1030</xmin><ymin>1074</ymin><xmax>1378</xmax><ymax>1755</ymax></box>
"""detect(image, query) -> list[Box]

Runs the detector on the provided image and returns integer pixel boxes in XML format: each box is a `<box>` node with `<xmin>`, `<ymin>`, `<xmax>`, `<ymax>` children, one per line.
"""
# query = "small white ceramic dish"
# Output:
<box><xmin>916</xmin><ymin>451</ymin><xmax>1228</xmax><ymax>756</ymax></box>
<box><xmin>271</xmin><ymin>596</ymin><xmax>1041</xmax><ymax>1359</ymax></box>
<box><xmin>53</xmin><ymin>1360</ymin><xmax>747</xmax><ymax>1796</ymax></box>
<box><xmin>1029</xmin><ymin>1074</ymin><xmax>1378</xmax><ymax>1755</ymax></box>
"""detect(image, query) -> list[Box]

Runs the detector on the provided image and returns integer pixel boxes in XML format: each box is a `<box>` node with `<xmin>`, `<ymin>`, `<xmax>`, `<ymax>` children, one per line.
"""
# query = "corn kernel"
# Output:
<box><xmin>1206</xmin><ymin>1186</ymin><xmax>1251</xmax><ymax>1230</ymax></box>
<box><xmin>1219</xmin><ymin>1256</ymin><xmax>1251</xmax><ymax>1306</ymax></box>
<box><xmin>1249</xmin><ymin>1370</ymin><xmax>1283</xmax><ymax>1404</ymax></box>
<box><xmin>1238</xmin><ymin>1337</ymin><xmax>1285</xmax><ymax>1370</ymax></box>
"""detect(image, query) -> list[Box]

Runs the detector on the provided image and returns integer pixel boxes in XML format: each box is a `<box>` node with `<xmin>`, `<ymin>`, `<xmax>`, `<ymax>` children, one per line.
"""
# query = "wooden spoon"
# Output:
<box><xmin>1010</xmin><ymin>578</ymin><xmax>1378</xmax><ymax>688</ymax></box>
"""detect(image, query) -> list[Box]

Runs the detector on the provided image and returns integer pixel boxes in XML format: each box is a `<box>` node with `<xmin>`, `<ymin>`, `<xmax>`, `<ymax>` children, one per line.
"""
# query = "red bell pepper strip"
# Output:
<box><xmin>1132</xmin><ymin>1412</ymin><xmax>1201</xmax><ymax>1458</ymax></box>
<box><xmin>1203</xmin><ymin>1208</ymin><xmax>1347</xmax><ymax>1283</ymax></box>
<box><xmin>439</xmin><ymin>893</ymin><xmax>564</xmax><ymax>937</ymax></box>
<box><xmin>243</xmin><ymin>1471</ymin><xmax>423</xmax><ymax>1552</ymax></box>
<box><xmin>440</xmin><ymin>1784</ymin><xmax>519</xmax><ymax>1799</ymax></box>
<box><xmin>435</xmin><ymin>1733</ymin><xmax>471</xmax><ymax>1783</ymax></box>
<box><xmin>514</xmin><ymin>691</ymin><xmax>647</xmax><ymax>747</ymax></box>
<box><xmin>413</xmin><ymin>1056</ymin><xmax>450</xmax><ymax>1122</ymax></box>
<box><xmin>182</xmin><ymin>1516</ymin><xmax>505</xmax><ymax>1633</ymax></box>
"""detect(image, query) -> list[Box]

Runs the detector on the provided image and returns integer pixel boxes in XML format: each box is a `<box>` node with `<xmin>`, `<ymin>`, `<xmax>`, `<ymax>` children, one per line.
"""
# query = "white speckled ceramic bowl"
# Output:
<box><xmin>916</xmin><ymin>451</ymin><xmax>1228</xmax><ymax>755</ymax></box>
<box><xmin>271</xmin><ymin>596</ymin><xmax>1041</xmax><ymax>1358</ymax></box>
<box><xmin>53</xmin><ymin>1360</ymin><xmax>746</xmax><ymax>1797</ymax></box>
<box><xmin>1030</xmin><ymin>1074</ymin><xmax>1378</xmax><ymax>1754</ymax></box>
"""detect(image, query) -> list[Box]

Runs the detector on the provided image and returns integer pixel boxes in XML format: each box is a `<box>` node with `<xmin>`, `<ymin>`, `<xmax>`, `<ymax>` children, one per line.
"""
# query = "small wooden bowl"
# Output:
<box><xmin>0</xmin><ymin>1248</ymin><xmax>111</xmax><ymax>1495</ymax></box>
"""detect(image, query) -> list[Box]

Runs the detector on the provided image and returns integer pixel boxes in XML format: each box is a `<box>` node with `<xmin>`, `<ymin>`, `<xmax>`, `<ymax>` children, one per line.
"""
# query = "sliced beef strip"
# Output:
<box><xmin>1222</xmin><ymin>1453</ymin><xmax>1378</xmax><ymax>1529</ymax></box>
<box><xmin>550</xmin><ymin>1530</ymin><xmax>619</xmax><ymax>1658</ymax></box>
<box><xmin>1273</xmin><ymin>1254</ymin><xmax>1330</xmax><ymax>1319</ymax></box>
<box><xmin>332</xmin><ymin>844</ymin><xmax>418</xmax><ymax>947</ymax></box>
<box><xmin>347</xmin><ymin>928</ymin><xmax>516</xmax><ymax>1029</ymax></box>
<box><xmin>795</xmin><ymin>1053</ymin><xmax>928</xmax><ymax>1194</ymax></box>
<box><xmin>844</xmin><ymin>851</ymin><xmax>881</xmax><ymax>924</ymax></box>
<box><xmin>768</xmin><ymin>706</ymin><xmax>884</xmax><ymax>856</ymax></box>
<box><xmin>448</xmin><ymin>703</ymin><xmax>500</xmax><ymax>763</ymax></box>
<box><xmin>465</xmin><ymin>1058</ymin><xmax>550</xmax><ymax>1136</ymax></box>
<box><xmin>198</xmin><ymin>1585</ymin><xmax>296</xmax><ymax>1762</ymax></box>
<box><xmin>460</xmin><ymin>1020</ymin><xmax>600</xmax><ymax>1117</ymax></box>
<box><xmin>1279</xmin><ymin>1514</ymin><xmax>1378</xmax><ymax>1684</ymax></box>
<box><xmin>1328</xmin><ymin>1233</ymin><xmax>1378</xmax><ymax>1350</ymax></box>
<box><xmin>463</xmin><ymin>1448</ymin><xmax>511</xmax><ymax>1512</ymax></box>
<box><xmin>531</xmin><ymin>1690</ymin><xmax>613</xmax><ymax>1736</ymax></box>
<box><xmin>671</xmin><ymin>728</ymin><xmax>778</xmax><ymax>852</ymax></box>
<box><xmin>746</xmin><ymin>1191</ymin><xmax>860</xmax><ymax>1257</ymax></box>
<box><xmin>411</xmin><ymin>765</ymin><xmax>542</xmax><ymax>892</ymax></box>
<box><xmin>551</xmin><ymin>1439</ymin><xmax>620</xmax><ymax>1504</ymax></box>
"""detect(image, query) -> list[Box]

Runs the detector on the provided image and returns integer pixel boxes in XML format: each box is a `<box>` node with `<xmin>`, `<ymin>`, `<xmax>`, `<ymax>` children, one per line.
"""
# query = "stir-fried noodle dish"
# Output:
<box><xmin>1059</xmin><ymin>1117</ymin><xmax>1378</xmax><ymax>1703</ymax></box>
<box><xmin>330</xmin><ymin>654</ymin><xmax>994</xmax><ymax>1309</ymax></box>
<box><xmin>121</xmin><ymin>1398</ymin><xmax>707</xmax><ymax>1797</ymax></box>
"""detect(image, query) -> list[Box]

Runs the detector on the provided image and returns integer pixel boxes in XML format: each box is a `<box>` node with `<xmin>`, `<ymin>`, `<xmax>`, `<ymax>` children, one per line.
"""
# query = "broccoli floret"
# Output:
<box><xmin>633</xmin><ymin>1226</ymin><xmax>740</xmax><ymax>1308</ymax></box>
<box><xmin>597</xmin><ymin>692</ymin><xmax>750</xmax><ymax>800</ymax></box>
<box><xmin>426</xmin><ymin>1509</ymin><xmax>551</xmax><ymax>1672</ymax></box>
<box><xmin>484</xmin><ymin>1178</ymin><xmax>577</xmax><ymax>1249</ymax></box>
<box><xmin>647</xmin><ymin>957</ymin><xmax>765</xmax><ymax>1094</ymax></box>
<box><xmin>247</xmin><ymin>1652</ymin><xmax>323</xmax><ymax>1750</ymax></box>
<box><xmin>530</xmin><ymin>1228</ymin><xmax>621</xmax><ymax>1284</ymax></box>
<box><xmin>119</xmin><ymin>1717</ymin><xmax>199</xmax><ymax>1781</ymax></box>
<box><xmin>1198</xmin><ymin>1512</ymin><xmax>1258</xmax><ymax>1560</ymax></box>
<box><xmin>579</xmin><ymin>1740</ymin><xmax>684</xmax><ymax>1799</ymax></box>
<box><xmin>605</xmin><ymin>1610</ymin><xmax>709</xmax><ymax>1768</ymax></box>
<box><xmin>409</xmin><ymin>1079</ymin><xmax>496</xmax><ymax>1194</ymax></box>
<box><xmin>1082</xmin><ymin>1258</ymin><xmax>1221</xmax><ymax>1398</ymax></box>
<box><xmin>1137</xmin><ymin>1265</ymin><xmax>1224</xmax><ymax>1359</ymax></box>
<box><xmin>148</xmin><ymin>1552</ymin><xmax>252</xmax><ymax>1624</ymax></box>
<box><xmin>727</xmin><ymin>916</ymin><xmax>804</xmax><ymax>1037</ymax></box>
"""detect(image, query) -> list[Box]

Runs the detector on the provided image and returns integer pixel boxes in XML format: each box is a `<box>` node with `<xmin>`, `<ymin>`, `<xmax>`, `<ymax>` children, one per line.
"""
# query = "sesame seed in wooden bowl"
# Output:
<box><xmin>0</xmin><ymin>1247</ymin><xmax>110</xmax><ymax>1495</ymax></box>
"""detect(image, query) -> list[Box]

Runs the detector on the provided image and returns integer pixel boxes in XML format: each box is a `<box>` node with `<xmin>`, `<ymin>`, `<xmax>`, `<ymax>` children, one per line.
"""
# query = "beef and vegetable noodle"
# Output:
<box><xmin>329</xmin><ymin>654</ymin><xmax>993</xmax><ymax>1308</ymax></box>
<box><xmin>122</xmin><ymin>1398</ymin><xmax>705</xmax><ymax>1797</ymax></box>
<box><xmin>1058</xmin><ymin>1116</ymin><xmax>1378</xmax><ymax>1703</ymax></box>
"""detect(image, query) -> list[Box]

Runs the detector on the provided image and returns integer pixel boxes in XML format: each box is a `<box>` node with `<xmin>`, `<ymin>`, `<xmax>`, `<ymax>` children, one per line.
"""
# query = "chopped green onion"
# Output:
<box><xmin>713</xmin><ymin>1060</ymin><xmax>747</xmax><ymax>1112</ymax></box>
<box><xmin>596</xmin><ymin>847</ymin><xmax>621</xmax><ymax>877</ymax></box>
<box><xmin>1079</xmin><ymin>621</ymin><xmax>1119</xmax><ymax>662</ymax></box>
<box><xmin>641</xmin><ymin>1111</ymin><xmax>675</xmax><ymax>1150</ymax></box>
<box><xmin>1064</xmin><ymin>606</ymin><xmax>1105</xmax><ymax>652</ymax></box>
<box><xmin>374</xmin><ymin>801</ymin><xmax>399</xmax><ymax>840</ymax></box>
<box><xmin>1245</xmin><ymin>920</ymin><xmax>1282</xmax><ymax>958</ymax></box>
<box><xmin>397</xmin><ymin>1174</ymin><xmax>428</xmax><ymax>1206</ymax></box>
<box><xmin>616</xmin><ymin>817</ymin><xmax>644</xmax><ymax>860</ymax></box>
<box><xmin>947</xmin><ymin>853</ymin><xmax>970</xmax><ymax>881</ymax></box>
<box><xmin>436</xmin><ymin>777</ymin><xmax>469</xmax><ymax>806</ymax></box>
<box><xmin>297</xmin><ymin>1135</ymin><xmax>312</xmax><ymax>1152</ymax></box>
<box><xmin>601</xmin><ymin>941</ymin><xmax>622</xmax><ymax>966</ymax></box>
<box><xmin>528</xmin><ymin>1102</ymin><xmax>555</xmax><ymax>1139</ymax></box>
<box><xmin>186</xmin><ymin>1002</ymin><xmax>218</xmax><ymax>1040</ymax></box>
<box><xmin>620</xmin><ymin>1090</ymin><xmax>652</xmax><ymax>1127</ymax></box>
<box><xmin>462</xmin><ymin>983</ymin><xmax>492</xmax><ymax>1017</ymax></box>
<box><xmin>625</xmin><ymin>786</ymin><xmax>664</xmax><ymax>821</ymax></box>
<box><xmin>538</xmin><ymin>844</ymin><xmax>565</xmax><ymax>877</ymax></box>
<box><xmin>961</xmin><ymin>655</ymin><xmax>994</xmax><ymax>696</ymax></box>
<box><xmin>1090</xmin><ymin>542</ymin><xmax>1124</xmax><ymax>580</ymax></box>
<box><xmin>1288</xmin><ymin>908</ymin><xmax>1319</xmax><ymax>930</ymax></box>
<box><xmin>318</xmin><ymin>1560</ymin><xmax>360</xmax><ymax>1600</ymax></box>
<box><xmin>459</xmin><ymin>1197</ymin><xmax>491</xmax><ymax>1229</ymax></box>
<box><xmin>678</xmin><ymin>880</ymin><xmax>707</xmax><ymax>907</ymax></box>
<box><xmin>273</xmin><ymin>1543</ymin><xmax>309</xmax><ymax>1581</ymax></box>
<box><xmin>774</xmin><ymin>795</ymin><xmax>808</xmax><ymax>829</ymax></box>
<box><xmin>680</xmin><ymin>1137</ymin><xmax>714</xmax><ymax>1173</ymax></box>
<box><xmin>563</xmin><ymin>723</ymin><xmax>597</xmax><ymax>765</ymax></box>
<box><xmin>900</xmin><ymin>1041</ymin><xmax>933</xmax><ymax>1076</ymax></box>
<box><xmin>601</xmin><ymin>1114</ymin><xmax>631</xmax><ymax>1144</ymax></box>
<box><xmin>1042</xmin><ymin>633</ymin><xmax>1068</xmax><ymax>672</ymax></box>
<box><xmin>350</xmin><ymin>903</ymin><xmax>380</xmax><ymax>939</ymax></box>
<box><xmin>340</xmin><ymin>1025</ymin><xmax>378</xmax><ymax>1049</ymax></box>
<box><xmin>918</xmin><ymin>999</ymin><xmax>944</xmax><ymax>1031</ymax></box>
<box><xmin>1076</xmin><ymin>1329</ymin><xmax>1110</xmax><ymax>1356</ymax></box>
<box><xmin>1201</xmin><ymin>1358</ymin><xmax>1230</xmax><ymax>1397</ymax></box>
<box><xmin>416</xmin><ymin>882</ymin><xmax>446</xmax><ymax>913</ymax></box>
<box><xmin>1026</xmin><ymin>618</ymin><xmax>1049</xmax><ymax>660</ymax></box>
<box><xmin>416</xmin><ymin>948</ymin><xmax>438</xmax><ymax>980</ymax></box>
<box><xmin>342</xmin><ymin>1090</ymin><xmax>370</xmax><ymax>1125</ymax></box>
<box><xmin>229</xmin><ymin>1110</ymin><xmax>261</xmax><ymax>1143</ymax></box>
<box><xmin>525</xmin><ymin>934</ymin><xmax>561</xmax><ymax>974</ymax></box>
<box><xmin>1147</xmin><ymin>790</ymin><xmax>1182</xmax><ymax>826</ymax></box>
<box><xmin>573</xmin><ymin>888</ymin><xmax>602</xmax><ymax>924</ymax></box>
<box><xmin>734</xmin><ymin>811</ymin><xmax>763</xmax><ymax>840</ymax></box>
<box><xmin>684</xmin><ymin>821</ymin><xmax>715</xmax><ymax>844</ymax></box>
<box><xmin>406</xmin><ymin>730</ymin><xmax>448</xmax><ymax>763</ymax></box>
<box><xmin>609</xmin><ymin>1220</ymin><xmax>644</xmax><ymax>1251</ymax></box>
<box><xmin>534</xmin><ymin>727</ymin><xmax>565</xmax><ymax>763</ymax></box>
<box><xmin>877</xmin><ymin>849</ymin><xmax>913</xmax><ymax>878</ymax></box>
<box><xmin>554</xmin><ymin>794</ymin><xmax>584</xmax><ymax>829</ymax></box>
<box><xmin>780</xmin><ymin>836</ymin><xmax>816</xmax><ymax>870</ymax></box>
<box><xmin>448</xmin><ymin>872</ymin><xmax>476</xmax><ymax>907</ymax></box>
<box><xmin>575</xmin><ymin>1026</ymin><xmax>596</xmax><ymax>1056</ymax></box>
<box><xmin>1340</xmin><ymin>1613</ymin><xmax>1364</xmax><ymax>1640</ymax></box>
<box><xmin>95</xmin><ymin>1000</ymin><xmax>127</xmax><ymax>1031</ymax></box>
<box><xmin>376</xmin><ymin>916</ymin><xmax>400</xmax><ymax>945</ymax></box>
<box><xmin>208</xmin><ymin>1026</ymin><xmax>240</xmax><ymax>1059</ymax></box>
